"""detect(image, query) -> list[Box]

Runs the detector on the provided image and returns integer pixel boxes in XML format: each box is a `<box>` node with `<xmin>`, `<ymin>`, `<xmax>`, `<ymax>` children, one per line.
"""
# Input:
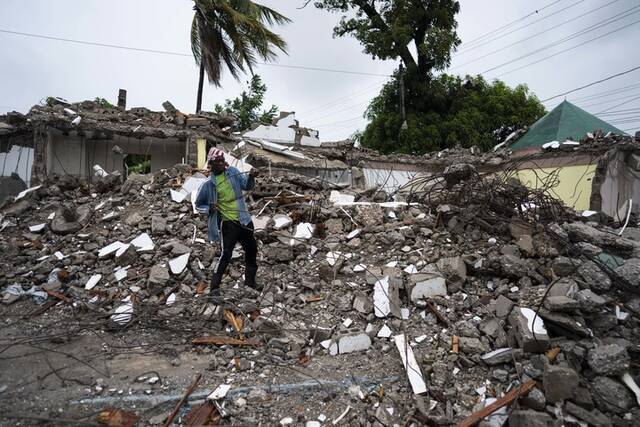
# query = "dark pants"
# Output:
<box><xmin>211</xmin><ymin>220</ymin><xmax>257</xmax><ymax>290</ymax></box>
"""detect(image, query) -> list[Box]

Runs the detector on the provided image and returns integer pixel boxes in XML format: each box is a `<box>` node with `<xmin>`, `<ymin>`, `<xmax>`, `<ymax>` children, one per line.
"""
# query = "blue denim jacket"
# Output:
<box><xmin>195</xmin><ymin>166</ymin><xmax>255</xmax><ymax>242</ymax></box>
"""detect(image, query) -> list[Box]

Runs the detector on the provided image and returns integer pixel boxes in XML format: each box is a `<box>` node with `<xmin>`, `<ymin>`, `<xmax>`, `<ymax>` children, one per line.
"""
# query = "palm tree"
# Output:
<box><xmin>191</xmin><ymin>0</ymin><xmax>290</xmax><ymax>113</ymax></box>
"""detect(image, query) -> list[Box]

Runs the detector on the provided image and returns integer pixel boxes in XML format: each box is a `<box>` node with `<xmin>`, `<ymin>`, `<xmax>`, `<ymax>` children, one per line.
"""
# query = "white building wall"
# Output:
<box><xmin>363</xmin><ymin>168</ymin><xmax>422</xmax><ymax>193</ymax></box>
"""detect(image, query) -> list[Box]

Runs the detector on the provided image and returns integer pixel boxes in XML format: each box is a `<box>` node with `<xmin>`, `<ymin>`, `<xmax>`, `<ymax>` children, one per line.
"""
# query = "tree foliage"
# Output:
<box><xmin>315</xmin><ymin>0</ymin><xmax>461</xmax><ymax>76</ymax></box>
<box><xmin>191</xmin><ymin>0</ymin><xmax>290</xmax><ymax>86</ymax></box>
<box><xmin>214</xmin><ymin>74</ymin><xmax>278</xmax><ymax>131</ymax></box>
<box><xmin>362</xmin><ymin>72</ymin><xmax>546</xmax><ymax>153</ymax></box>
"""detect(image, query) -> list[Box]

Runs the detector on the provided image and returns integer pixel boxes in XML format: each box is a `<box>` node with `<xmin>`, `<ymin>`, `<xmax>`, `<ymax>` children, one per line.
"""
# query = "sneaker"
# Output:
<box><xmin>247</xmin><ymin>282</ymin><xmax>263</xmax><ymax>293</ymax></box>
<box><xmin>210</xmin><ymin>287</ymin><xmax>223</xmax><ymax>304</ymax></box>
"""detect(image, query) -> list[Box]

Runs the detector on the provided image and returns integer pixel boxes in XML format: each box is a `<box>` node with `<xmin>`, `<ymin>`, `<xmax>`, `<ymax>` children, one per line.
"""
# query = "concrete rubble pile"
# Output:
<box><xmin>1</xmin><ymin>161</ymin><xmax>640</xmax><ymax>426</ymax></box>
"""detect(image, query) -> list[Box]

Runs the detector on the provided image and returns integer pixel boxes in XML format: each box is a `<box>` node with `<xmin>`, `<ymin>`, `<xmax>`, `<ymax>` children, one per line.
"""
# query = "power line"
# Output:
<box><xmin>459</xmin><ymin>0</ymin><xmax>565</xmax><ymax>48</ymax></box>
<box><xmin>495</xmin><ymin>18</ymin><xmax>640</xmax><ymax>78</ymax></box>
<box><xmin>541</xmin><ymin>65</ymin><xmax>640</xmax><ymax>102</ymax></box>
<box><xmin>482</xmin><ymin>6</ymin><xmax>640</xmax><ymax>75</ymax></box>
<box><xmin>597</xmin><ymin>95</ymin><xmax>640</xmax><ymax>114</ymax></box>
<box><xmin>576</xmin><ymin>90</ymin><xmax>640</xmax><ymax>109</ymax></box>
<box><xmin>568</xmin><ymin>82</ymin><xmax>640</xmax><ymax>103</ymax></box>
<box><xmin>0</xmin><ymin>28</ymin><xmax>391</xmax><ymax>77</ymax></box>
<box><xmin>455</xmin><ymin>0</ymin><xmax>586</xmax><ymax>55</ymax></box>
<box><xmin>450</xmin><ymin>0</ymin><xmax>620</xmax><ymax>71</ymax></box>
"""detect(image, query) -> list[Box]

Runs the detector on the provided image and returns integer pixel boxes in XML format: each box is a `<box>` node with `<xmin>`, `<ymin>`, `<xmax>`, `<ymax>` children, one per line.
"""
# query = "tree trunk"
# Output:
<box><xmin>196</xmin><ymin>61</ymin><xmax>205</xmax><ymax>113</ymax></box>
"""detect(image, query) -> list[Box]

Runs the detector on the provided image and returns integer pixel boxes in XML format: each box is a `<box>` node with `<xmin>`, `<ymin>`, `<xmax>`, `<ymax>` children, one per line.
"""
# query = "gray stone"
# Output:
<box><xmin>577</xmin><ymin>261</ymin><xmax>611</xmax><ymax>291</ymax></box>
<box><xmin>519</xmin><ymin>387</ymin><xmax>546</xmax><ymax>411</ymax></box>
<box><xmin>516</xmin><ymin>235</ymin><xmax>535</xmax><ymax>256</ymax></box>
<box><xmin>552</xmin><ymin>256</ymin><xmax>578</xmax><ymax>276</ymax></box>
<box><xmin>115</xmin><ymin>244</ymin><xmax>138</xmax><ymax>267</ymax></box>
<box><xmin>170</xmin><ymin>242</ymin><xmax>192</xmax><ymax>256</ymax></box>
<box><xmin>151</xmin><ymin>216</ymin><xmax>167</xmax><ymax>234</ymax></box>
<box><xmin>495</xmin><ymin>295</ymin><xmax>514</xmax><ymax>318</ymax></box>
<box><xmin>544</xmin><ymin>296</ymin><xmax>580</xmax><ymax>312</ymax></box>
<box><xmin>436</xmin><ymin>256</ymin><xmax>467</xmax><ymax>284</ymax></box>
<box><xmin>325</xmin><ymin>218</ymin><xmax>344</xmax><ymax>234</ymax></box>
<box><xmin>455</xmin><ymin>320</ymin><xmax>481</xmax><ymax>338</ymax></box>
<box><xmin>124</xmin><ymin>211</ymin><xmax>144</xmax><ymax>227</ymax></box>
<box><xmin>500</xmin><ymin>244</ymin><xmax>521</xmax><ymax>257</ymax></box>
<box><xmin>537</xmin><ymin>309</ymin><xmax>591</xmax><ymax>338</ymax></box>
<box><xmin>479</xmin><ymin>318</ymin><xmax>503</xmax><ymax>338</ymax></box>
<box><xmin>575</xmin><ymin>242</ymin><xmax>603</xmax><ymax>257</ymax></box>
<box><xmin>564</xmin><ymin>402</ymin><xmax>611</xmax><ymax>427</ymax></box>
<box><xmin>508</xmin><ymin>410</ymin><xmax>554</xmax><ymax>427</ymax></box>
<box><xmin>576</xmin><ymin>289</ymin><xmax>606</xmax><ymax>312</ymax></box>
<box><xmin>587</xmin><ymin>344</ymin><xmax>630</xmax><ymax>376</ymax></box>
<box><xmin>547</xmin><ymin>278</ymin><xmax>579</xmax><ymax>298</ymax></box>
<box><xmin>614</xmin><ymin>258</ymin><xmax>640</xmax><ymax>287</ymax></box>
<box><xmin>410</xmin><ymin>274</ymin><xmax>447</xmax><ymax>302</ymax></box>
<box><xmin>592</xmin><ymin>376</ymin><xmax>634</xmax><ymax>414</ymax></box>
<box><xmin>329</xmin><ymin>332</ymin><xmax>372</xmax><ymax>355</ymax></box>
<box><xmin>352</xmin><ymin>292</ymin><xmax>373</xmax><ymax>314</ymax></box>
<box><xmin>564</xmin><ymin>222</ymin><xmax>638</xmax><ymax>254</ymax></box>
<box><xmin>509</xmin><ymin>307</ymin><xmax>550</xmax><ymax>353</ymax></box>
<box><xmin>186</xmin><ymin>117</ymin><xmax>209</xmax><ymax>127</ymax></box>
<box><xmin>149</xmin><ymin>265</ymin><xmax>170</xmax><ymax>285</ymax></box>
<box><xmin>498</xmin><ymin>254</ymin><xmax>530</xmax><ymax>278</ymax></box>
<box><xmin>458</xmin><ymin>337</ymin><xmax>489</xmax><ymax>355</ymax></box>
<box><xmin>491</xmin><ymin>369</ymin><xmax>509</xmax><ymax>383</ymax></box>
<box><xmin>543</xmin><ymin>364</ymin><xmax>579</xmax><ymax>403</ymax></box>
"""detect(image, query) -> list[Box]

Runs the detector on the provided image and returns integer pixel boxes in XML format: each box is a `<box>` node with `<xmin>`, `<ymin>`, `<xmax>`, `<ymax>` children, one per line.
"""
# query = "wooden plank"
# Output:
<box><xmin>163</xmin><ymin>373</ymin><xmax>202</xmax><ymax>427</ymax></box>
<box><xmin>192</xmin><ymin>336</ymin><xmax>262</xmax><ymax>346</ymax></box>
<box><xmin>184</xmin><ymin>401</ymin><xmax>220</xmax><ymax>426</ymax></box>
<box><xmin>458</xmin><ymin>380</ymin><xmax>537</xmax><ymax>427</ymax></box>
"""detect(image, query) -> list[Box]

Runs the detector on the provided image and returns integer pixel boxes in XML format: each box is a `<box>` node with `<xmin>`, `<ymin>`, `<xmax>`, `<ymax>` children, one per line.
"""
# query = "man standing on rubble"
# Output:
<box><xmin>195</xmin><ymin>148</ymin><xmax>260</xmax><ymax>301</ymax></box>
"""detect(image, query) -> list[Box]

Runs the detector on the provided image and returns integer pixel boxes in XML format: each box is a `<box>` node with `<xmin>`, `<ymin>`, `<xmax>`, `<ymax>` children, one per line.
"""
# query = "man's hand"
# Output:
<box><xmin>209</xmin><ymin>202</ymin><xmax>219</xmax><ymax>212</ymax></box>
<box><xmin>249</xmin><ymin>168</ymin><xmax>259</xmax><ymax>178</ymax></box>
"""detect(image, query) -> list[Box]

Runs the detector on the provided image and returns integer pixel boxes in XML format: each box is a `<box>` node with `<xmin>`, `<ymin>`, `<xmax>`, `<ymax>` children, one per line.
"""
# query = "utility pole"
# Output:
<box><xmin>399</xmin><ymin>62</ymin><xmax>408</xmax><ymax>130</ymax></box>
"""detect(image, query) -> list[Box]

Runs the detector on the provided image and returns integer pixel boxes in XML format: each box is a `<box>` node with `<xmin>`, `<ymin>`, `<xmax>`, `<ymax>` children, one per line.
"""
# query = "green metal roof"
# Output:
<box><xmin>510</xmin><ymin>100</ymin><xmax>625</xmax><ymax>150</ymax></box>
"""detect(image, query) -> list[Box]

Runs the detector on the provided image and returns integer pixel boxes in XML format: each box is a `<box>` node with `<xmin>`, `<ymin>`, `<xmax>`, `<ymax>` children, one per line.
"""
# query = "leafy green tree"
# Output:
<box><xmin>362</xmin><ymin>73</ymin><xmax>546</xmax><ymax>153</ymax></box>
<box><xmin>214</xmin><ymin>74</ymin><xmax>278</xmax><ymax>131</ymax></box>
<box><xmin>314</xmin><ymin>0</ymin><xmax>461</xmax><ymax>77</ymax></box>
<box><xmin>190</xmin><ymin>0</ymin><xmax>290</xmax><ymax>112</ymax></box>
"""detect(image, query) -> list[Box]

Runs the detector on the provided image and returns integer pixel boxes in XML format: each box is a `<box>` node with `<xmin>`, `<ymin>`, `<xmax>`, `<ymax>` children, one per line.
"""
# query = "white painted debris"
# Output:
<box><xmin>385</xmin><ymin>261</ymin><xmax>398</xmax><ymax>268</ymax></box>
<box><xmin>14</xmin><ymin>185</ymin><xmax>42</xmax><ymax>201</ymax></box>
<box><xmin>394</xmin><ymin>334</ymin><xmax>427</xmax><ymax>394</ymax></box>
<box><xmin>207</xmin><ymin>384</ymin><xmax>231</xmax><ymax>400</ymax></box>
<box><xmin>294</xmin><ymin>223</ymin><xmax>314</xmax><ymax>240</ymax></box>
<box><xmin>388</xmin><ymin>211</ymin><xmax>397</xmax><ymax>219</ymax></box>
<box><xmin>71</xmin><ymin>116</ymin><xmax>82</xmax><ymax>126</ymax></box>
<box><xmin>306</xmin><ymin>422</ymin><xmax>321</xmax><ymax>427</ymax></box>
<box><xmin>377</xmin><ymin>324</ymin><xmax>392</xmax><ymax>338</ymax></box>
<box><xmin>273</xmin><ymin>214</ymin><xmax>293</xmax><ymax>230</ymax></box>
<box><xmin>520</xmin><ymin>307</ymin><xmax>547</xmax><ymax>335</ymax></box>
<box><xmin>115</xmin><ymin>243</ymin><xmax>131</xmax><ymax>258</ymax></box>
<box><xmin>280</xmin><ymin>417</ymin><xmax>294</xmax><ymax>426</ymax></box>
<box><xmin>166</xmin><ymin>293</ymin><xmax>176</xmax><ymax>305</ymax></box>
<box><xmin>582</xmin><ymin>210</ymin><xmax>598</xmax><ymax>217</ymax></box>
<box><xmin>252</xmin><ymin>215</ymin><xmax>270</xmax><ymax>231</ymax></box>
<box><xmin>85</xmin><ymin>274</ymin><xmax>101</xmax><ymax>290</ymax></box>
<box><xmin>326</xmin><ymin>251</ymin><xmax>342</xmax><ymax>267</ymax></box>
<box><xmin>130</xmin><ymin>233</ymin><xmax>154</xmax><ymax>251</ymax></box>
<box><xmin>329</xmin><ymin>191</ymin><xmax>355</xmax><ymax>205</ymax></box>
<box><xmin>332</xmin><ymin>406</ymin><xmax>351</xmax><ymax>425</ymax></box>
<box><xmin>47</xmin><ymin>212</ymin><xmax>55</xmax><ymax>220</ymax></box>
<box><xmin>488</xmin><ymin>237</ymin><xmax>497</xmax><ymax>245</ymax></box>
<box><xmin>616</xmin><ymin>305</ymin><xmax>630</xmax><ymax>321</ymax></box>
<box><xmin>169</xmin><ymin>253</ymin><xmax>190</xmax><ymax>275</ymax></box>
<box><xmin>342</xmin><ymin>318</ymin><xmax>353</xmax><ymax>328</ymax></box>
<box><xmin>415</xmin><ymin>335</ymin><xmax>427</xmax><ymax>343</ymax></box>
<box><xmin>411</xmin><ymin>275</ymin><xmax>447</xmax><ymax>302</ymax></box>
<box><xmin>542</xmin><ymin>140</ymin><xmax>560</xmax><ymax>149</ymax></box>
<box><xmin>148</xmin><ymin>376</ymin><xmax>160</xmax><ymax>385</ymax></box>
<box><xmin>94</xmin><ymin>201</ymin><xmax>106</xmax><ymax>211</ymax></box>
<box><xmin>54</xmin><ymin>251</ymin><xmax>65</xmax><ymax>260</ymax></box>
<box><xmin>101</xmin><ymin>211</ymin><xmax>117</xmax><ymax>221</ymax></box>
<box><xmin>318</xmin><ymin>414</ymin><xmax>327</xmax><ymax>422</ymax></box>
<box><xmin>170</xmin><ymin>189</ymin><xmax>187</xmax><ymax>203</ymax></box>
<box><xmin>114</xmin><ymin>267</ymin><xmax>127</xmax><ymax>282</ymax></box>
<box><xmin>29</xmin><ymin>223</ymin><xmax>46</xmax><ymax>232</ymax></box>
<box><xmin>320</xmin><ymin>339</ymin><xmax>332</xmax><ymax>349</ymax></box>
<box><xmin>182</xmin><ymin>176</ymin><xmax>207</xmax><ymax>194</ymax></box>
<box><xmin>64</xmin><ymin>108</ymin><xmax>76</xmax><ymax>116</ymax></box>
<box><xmin>346</xmin><ymin>229</ymin><xmax>361</xmax><ymax>240</ymax></box>
<box><xmin>373</xmin><ymin>276</ymin><xmax>391</xmax><ymax>318</ymax></box>
<box><xmin>111</xmin><ymin>302</ymin><xmax>133</xmax><ymax>325</ymax></box>
<box><xmin>404</xmin><ymin>264</ymin><xmax>418</xmax><ymax>274</ymax></box>
<box><xmin>353</xmin><ymin>264</ymin><xmax>366</xmax><ymax>272</ymax></box>
<box><xmin>621</xmin><ymin>372</ymin><xmax>640</xmax><ymax>406</ymax></box>
<box><xmin>401</xmin><ymin>308</ymin><xmax>410</xmax><ymax>319</ymax></box>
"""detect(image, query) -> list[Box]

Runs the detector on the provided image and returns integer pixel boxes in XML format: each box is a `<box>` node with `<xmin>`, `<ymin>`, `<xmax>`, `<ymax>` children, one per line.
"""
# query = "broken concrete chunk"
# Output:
<box><xmin>373</xmin><ymin>276</ymin><xmax>400</xmax><ymax>318</ymax></box>
<box><xmin>576</xmin><ymin>289</ymin><xmax>606</xmax><ymax>312</ymax></box>
<box><xmin>98</xmin><ymin>241</ymin><xmax>126</xmax><ymax>258</ymax></box>
<box><xmin>111</xmin><ymin>302</ymin><xmax>133</xmax><ymax>325</ymax></box>
<box><xmin>377</xmin><ymin>324</ymin><xmax>392</xmax><ymax>338</ymax></box>
<box><xmin>564</xmin><ymin>401</ymin><xmax>611</xmax><ymax>427</ymax></box>
<box><xmin>130</xmin><ymin>232</ymin><xmax>154</xmax><ymax>251</ymax></box>
<box><xmin>592</xmin><ymin>376</ymin><xmax>635</xmax><ymax>413</ymax></box>
<box><xmin>543</xmin><ymin>364</ymin><xmax>578</xmax><ymax>402</ymax></box>
<box><xmin>149</xmin><ymin>265</ymin><xmax>170</xmax><ymax>285</ymax></box>
<box><xmin>614</xmin><ymin>258</ymin><xmax>640</xmax><ymax>287</ymax></box>
<box><xmin>352</xmin><ymin>292</ymin><xmax>373</xmax><ymax>314</ymax></box>
<box><xmin>330</xmin><ymin>332</ymin><xmax>371</xmax><ymax>355</ymax></box>
<box><xmin>435</xmin><ymin>256</ymin><xmax>466</xmax><ymax>285</ymax></box>
<box><xmin>273</xmin><ymin>214</ymin><xmax>292</xmax><ymax>230</ymax></box>
<box><xmin>508</xmin><ymin>410</ymin><xmax>554</xmax><ymax>427</ymax></box>
<box><xmin>410</xmin><ymin>274</ymin><xmax>446</xmax><ymax>302</ymax></box>
<box><xmin>509</xmin><ymin>307</ymin><xmax>549</xmax><ymax>353</ymax></box>
<box><xmin>458</xmin><ymin>337</ymin><xmax>489</xmax><ymax>355</ymax></box>
<box><xmin>587</xmin><ymin>344</ymin><xmax>630</xmax><ymax>376</ymax></box>
<box><xmin>543</xmin><ymin>295</ymin><xmax>580</xmax><ymax>312</ymax></box>
<box><xmin>494</xmin><ymin>295</ymin><xmax>514</xmax><ymax>318</ymax></box>
<box><xmin>578</xmin><ymin>260</ymin><xmax>611</xmax><ymax>292</ymax></box>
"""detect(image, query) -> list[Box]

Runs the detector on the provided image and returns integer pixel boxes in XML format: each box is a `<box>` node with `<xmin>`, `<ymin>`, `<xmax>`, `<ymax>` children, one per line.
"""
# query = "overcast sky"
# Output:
<box><xmin>1</xmin><ymin>0</ymin><xmax>639</xmax><ymax>141</ymax></box>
